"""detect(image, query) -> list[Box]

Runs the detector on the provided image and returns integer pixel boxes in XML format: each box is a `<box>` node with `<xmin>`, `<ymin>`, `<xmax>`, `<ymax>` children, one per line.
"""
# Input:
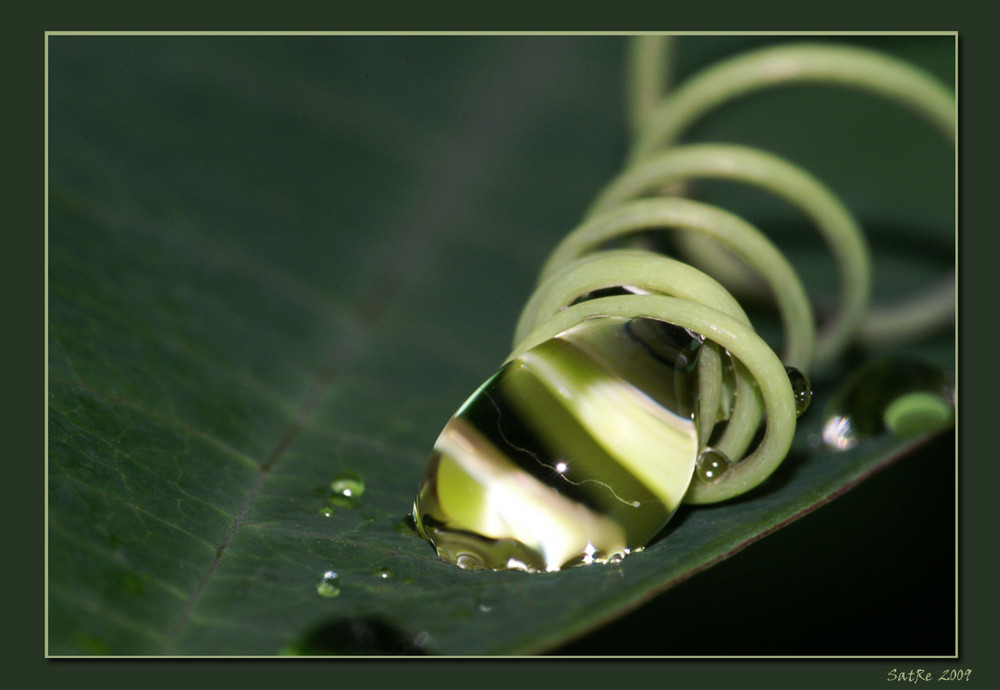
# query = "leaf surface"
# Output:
<box><xmin>47</xmin><ymin>34</ymin><xmax>954</xmax><ymax>656</ymax></box>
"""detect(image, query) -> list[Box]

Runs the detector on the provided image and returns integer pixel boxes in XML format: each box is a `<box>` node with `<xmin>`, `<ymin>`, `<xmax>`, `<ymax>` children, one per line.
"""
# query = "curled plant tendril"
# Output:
<box><xmin>412</xmin><ymin>37</ymin><xmax>955</xmax><ymax>571</ymax></box>
<box><xmin>511</xmin><ymin>37</ymin><xmax>955</xmax><ymax>505</ymax></box>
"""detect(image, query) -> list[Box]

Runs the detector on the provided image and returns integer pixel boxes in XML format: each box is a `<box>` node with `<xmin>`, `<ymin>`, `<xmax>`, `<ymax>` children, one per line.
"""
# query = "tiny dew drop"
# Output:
<box><xmin>696</xmin><ymin>447</ymin><xmax>732</xmax><ymax>483</ymax></box>
<box><xmin>331</xmin><ymin>471</ymin><xmax>365</xmax><ymax>498</ymax></box>
<box><xmin>785</xmin><ymin>366</ymin><xmax>812</xmax><ymax>416</ymax></box>
<box><xmin>316</xmin><ymin>571</ymin><xmax>341</xmax><ymax>598</ymax></box>
<box><xmin>373</xmin><ymin>566</ymin><xmax>393</xmax><ymax>580</ymax></box>
<box><xmin>477</xmin><ymin>596</ymin><xmax>497</xmax><ymax>613</ymax></box>
<box><xmin>317</xmin><ymin>506</ymin><xmax>335</xmax><ymax>517</ymax></box>
<box><xmin>821</xmin><ymin>358</ymin><xmax>954</xmax><ymax>451</ymax></box>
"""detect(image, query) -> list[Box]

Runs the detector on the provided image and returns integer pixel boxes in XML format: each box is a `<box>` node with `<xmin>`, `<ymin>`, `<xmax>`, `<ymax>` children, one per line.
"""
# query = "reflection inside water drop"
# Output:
<box><xmin>412</xmin><ymin>316</ymin><xmax>703</xmax><ymax>572</ymax></box>
<box><xmin>821</xmin><ymin>358</ymin><xmax>954</xmax><ymax>451</ymax></box>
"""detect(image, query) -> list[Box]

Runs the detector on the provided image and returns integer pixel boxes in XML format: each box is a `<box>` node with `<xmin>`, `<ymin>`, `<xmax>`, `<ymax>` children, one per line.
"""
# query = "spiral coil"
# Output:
<box><xmin>508</xmin><ymin>37</ymin><xmax>956</xmax><ymax>505</ymax></box>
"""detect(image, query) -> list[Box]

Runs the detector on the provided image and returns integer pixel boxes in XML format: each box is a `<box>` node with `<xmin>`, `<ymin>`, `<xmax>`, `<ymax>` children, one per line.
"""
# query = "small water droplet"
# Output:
<box><xmin>696</xmin><ymin>447</ymin><xmax>732</xmax><ymax>483</ymax></box>
<box><xmin>330</xmin><ymin>471</ymin><xmax>365</xmax><ymax>498</ymax></box>
<box><xmin>317</xmin><ymin>506</ymin><xmax>335</xmax><ymax>517</ymax></box>
<box><xmin>821</xmin><ymin>358</ymin><xmax>954</xmax><ymax>451</ymax></box>
<box><xmin>316</xmin><ymin>570</ymin><xmax>341</xmax><ymax>598</ymax></box>
<box><xmin>413</xmin><ymin>631</ymin><xmax>432</xmax><ymax>649</ymax></box>
<box><xmin>785</xmin><ymin>366</ymin><xmax>812</xmax><ymax>416</ymax></box>
<box><xmin>477</xmin><ymin>596</ymin><xmax>496</xmax><ymax>613</ymax></box>
<box><xmin>373</xmin><ymin>566</ymin><xmax>392</xmax><ymax>580</ymax></box>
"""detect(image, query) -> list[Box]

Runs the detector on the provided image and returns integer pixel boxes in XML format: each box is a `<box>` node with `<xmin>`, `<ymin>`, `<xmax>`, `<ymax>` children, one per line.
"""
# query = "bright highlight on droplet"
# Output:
<box><xmin>316</xmin><ymin>571</ymin><xmax>341</xmax><ymax>598</ymax></box>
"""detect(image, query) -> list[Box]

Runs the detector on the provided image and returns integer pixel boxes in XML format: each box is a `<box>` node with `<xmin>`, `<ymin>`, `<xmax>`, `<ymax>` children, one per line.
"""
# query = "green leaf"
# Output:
<box><xmin>47</xmin><ymin>34</ymin><xmax>954</xmax><ymax>656</ymax></box>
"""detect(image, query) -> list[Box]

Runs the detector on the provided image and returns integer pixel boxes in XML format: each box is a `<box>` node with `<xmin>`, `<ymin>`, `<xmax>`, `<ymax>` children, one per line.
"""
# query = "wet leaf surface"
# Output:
<box><xmin>47</xmin><ymin>34</ymin><xmax>954</xmax><ymax>655</ymax></box>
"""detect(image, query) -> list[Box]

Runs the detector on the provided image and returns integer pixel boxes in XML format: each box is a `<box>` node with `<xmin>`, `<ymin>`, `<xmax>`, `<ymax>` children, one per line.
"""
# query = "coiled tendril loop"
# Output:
<box><xmin>511</xmin><ymin>37</ymin><xmax>955</xmax><ymax>505</ymax></box>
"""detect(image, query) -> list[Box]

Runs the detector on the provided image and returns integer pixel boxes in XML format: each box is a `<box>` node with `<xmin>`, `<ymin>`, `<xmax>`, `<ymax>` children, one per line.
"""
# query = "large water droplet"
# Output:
<box><xmin>821</xmin><ymin>358</ymin><xmax>954</xmax><ymax>451</ymax></box>
<box><xmin>412</xmin><ymin>316</ymin><xmax>704</xmax><ymax>572</ymax></box>
<box><xmin>316</xmin><ymin>571</ymin><xmax>341</xmax><ymax>598</ymax></box>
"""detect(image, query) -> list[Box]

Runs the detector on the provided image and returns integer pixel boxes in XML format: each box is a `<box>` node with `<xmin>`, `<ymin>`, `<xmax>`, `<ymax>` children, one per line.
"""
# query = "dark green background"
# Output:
<box><xmin>47</xmin><ymin>33</ymin><xmax>957</xmax><ymax>658</ymax></box>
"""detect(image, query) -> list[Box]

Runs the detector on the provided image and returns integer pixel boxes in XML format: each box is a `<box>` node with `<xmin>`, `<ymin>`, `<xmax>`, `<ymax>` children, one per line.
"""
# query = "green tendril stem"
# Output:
<box><xmin>510</xmin><ymin>36</ymin><xmax>953</xmax><ymax>505</ymax></box>
<box><xmin>587</xmin><ymin>143</ymin><xmax>871</xmax><ymax>373</ymax></box>
<box><xmin>630</xmin><ymin>41</ymin><xmax>955</xmax><ymax>162</ymax></box>
<box><xmin>629</xmin><ymin>38</ymin><xmax>956</xmax><ymax>347</ymax></box>
<box><xmin>626</xmin><ymin>35</ymin><xmax>675</xmax><ymax>137</ymax></box>
<box><xmin>531</xmin><ymin>196</ymin><xmax>816</xmax><ymax>372</ymax></box>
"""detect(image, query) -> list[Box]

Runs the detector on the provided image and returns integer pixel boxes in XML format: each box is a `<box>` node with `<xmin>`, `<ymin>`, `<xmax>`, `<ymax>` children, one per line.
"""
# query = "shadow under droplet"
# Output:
<box><xmin>284</xmin><ymin>617</ymin><xmax>429</xmax><ymax>656</ymax></box>
<box><xmin>395</xmin><ymin>513</ymin><xmax>420</xmax><ymax>538</ymax></box>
